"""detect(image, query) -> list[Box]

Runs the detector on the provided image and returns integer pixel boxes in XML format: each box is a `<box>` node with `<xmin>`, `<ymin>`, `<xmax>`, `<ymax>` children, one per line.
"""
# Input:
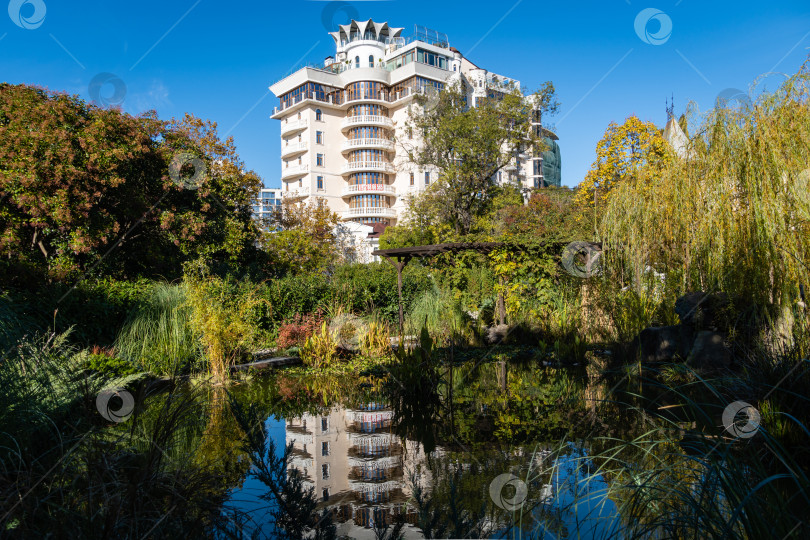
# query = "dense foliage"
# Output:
<box><xmin>0</xmin><ymin>84</ymin><xmax>261</xmax><ymax>282</ymax></box>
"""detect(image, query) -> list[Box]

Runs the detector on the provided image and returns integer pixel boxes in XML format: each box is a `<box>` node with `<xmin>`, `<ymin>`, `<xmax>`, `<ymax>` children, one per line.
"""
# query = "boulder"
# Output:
<box><xmin>635</xmin><ymin>325</ymin><xmax>695</xmax><ymax>363</ymax></box>
<box><xmin>675</xmin><ymin>292</ymin><xmax>731</xmax><ymax>330</ymax></box>
<box><xmin>687</xmin><ymin>331</ymin><xmax>731</xmax><ymax>370</ymax></box>
<box><xmin>487</xmin><ymin>324</ymin><xmax>509</xmax><ymax>344</ymax></box>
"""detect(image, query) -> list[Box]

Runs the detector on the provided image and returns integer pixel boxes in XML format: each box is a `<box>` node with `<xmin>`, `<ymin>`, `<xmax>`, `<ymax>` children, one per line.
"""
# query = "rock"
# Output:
<box><xmin>635</xmin><ymin>325</ymin><xmax>694</xmax><ymax>363</ymax></box>
<box><xmin>487</xmin><ymin>324</ymin><xmax>509</xmax><ymax>344</ymax></box>
<box><xmin>675</xmin><ymin>292</ymin><xmax>731</xmax><ymax>330</ymax></box>
<box><xmin>687</xmin><ymin>331</ymin><xmax>731</xmax><ymax>370</ymax></box>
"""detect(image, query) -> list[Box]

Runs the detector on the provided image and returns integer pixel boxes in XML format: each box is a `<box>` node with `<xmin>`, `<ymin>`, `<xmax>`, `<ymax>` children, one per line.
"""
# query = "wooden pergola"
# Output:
<box><xmin>373</xmin><ymin>241</ymin><xmax>602</xmax><ymax>336</ymax></box>
<box><xmin>373</xmin><ymin>242</ymin><xmax>513</xmax><ymax>335</ymax></box>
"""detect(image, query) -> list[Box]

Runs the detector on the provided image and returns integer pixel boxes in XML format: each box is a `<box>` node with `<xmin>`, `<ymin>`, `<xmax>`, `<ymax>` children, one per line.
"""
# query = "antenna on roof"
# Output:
<box><xmin>666</xmin><ymin>93</ymin><xmax>675</xmax><ymax>120</ymax></box>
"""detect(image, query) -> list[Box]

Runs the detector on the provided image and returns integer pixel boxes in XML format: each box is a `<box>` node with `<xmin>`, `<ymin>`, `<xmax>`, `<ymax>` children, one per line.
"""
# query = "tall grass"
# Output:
<box><xmin>114</xmin><ymin>282</ymin><xmax>198</xmax><ymax>376</ymax></box>
<box><xmin>407</xmin><ymin>285</ymin><xmax>474</xmax><ymax>344</ymax></box>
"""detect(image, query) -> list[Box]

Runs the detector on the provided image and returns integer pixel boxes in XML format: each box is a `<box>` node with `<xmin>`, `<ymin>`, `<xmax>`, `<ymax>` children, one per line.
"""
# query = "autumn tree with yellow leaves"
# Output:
<box><xmin>574</xmin><ymin>115</ymin><xmax>672</xmax><ymax>233</ymax></box>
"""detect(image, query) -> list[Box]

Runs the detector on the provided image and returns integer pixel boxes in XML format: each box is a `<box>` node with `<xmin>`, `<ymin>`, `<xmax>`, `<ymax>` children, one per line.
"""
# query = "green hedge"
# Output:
<box><xmin>256</xmin><ymin>262</ymin><xmax>433</xmax><ymax>329</ymax></box>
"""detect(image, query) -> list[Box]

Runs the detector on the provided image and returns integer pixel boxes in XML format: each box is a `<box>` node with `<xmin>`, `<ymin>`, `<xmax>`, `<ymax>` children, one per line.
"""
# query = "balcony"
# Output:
<box><xmin>280</xmin><ymin>118</ymin><xmax>308</xmax><ymax>136</ymax></box>
<box><xmin>341</xmin><ymin>138</ymin><xmax>395</xmax><ymax>153</ymax></box>
<box><xmin>280</xmin><ymin>163</ymin><xmax>309</xmax><ymax>181</ymax></box>
<box><xmin>341</xmin><ymin>161</ymin><xmax>396</xmax><ymax>175</ymax></box>
<box><xmin>341</xmin><ymin>184</ymin><xmax>397</xmax><ymax>197</ymax></box>
<box><xmin>283</xmin><ymin>185</ymin><xmax>311</xmax><ymax>199</ymax></box>
<box><xmin>341</xmin><ymin>115</ymin><xmax>394</xmax><ymax>131</ymax></box>
<box><xmin>281</xmin><ymin>141</ymin><xmax>308</xmax><ymax>158</ymax></box>
<box><xmin>343</xmin><ymin>207</ymin><xmax>397</xmax><ymax>219</ymax></box>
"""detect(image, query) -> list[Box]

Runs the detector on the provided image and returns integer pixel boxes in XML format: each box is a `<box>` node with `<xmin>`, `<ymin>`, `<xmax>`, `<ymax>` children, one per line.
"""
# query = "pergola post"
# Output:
<box><xmin>383</xmin><ymin>255</ymin><xmax>411</xmax><ymax>338</ymax></box>
<box><xmin>497</xmin><ymin>276</ymin><xmax>506</xmax><ymax>326</ymax></box>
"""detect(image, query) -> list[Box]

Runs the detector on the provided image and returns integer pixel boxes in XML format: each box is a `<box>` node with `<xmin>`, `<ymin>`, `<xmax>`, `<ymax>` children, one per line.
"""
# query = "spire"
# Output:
<box><xmin>666</xmin><ymin>93</ymin><xmax>675</xmax><ymax>121</ymax></box>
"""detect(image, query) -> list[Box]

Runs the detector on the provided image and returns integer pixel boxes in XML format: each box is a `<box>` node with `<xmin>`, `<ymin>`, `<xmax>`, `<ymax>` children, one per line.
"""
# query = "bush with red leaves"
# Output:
<box><xmin>275</xmin><ymin>310</ymin><xmax>324</xmax><ymax>349</ymax></box>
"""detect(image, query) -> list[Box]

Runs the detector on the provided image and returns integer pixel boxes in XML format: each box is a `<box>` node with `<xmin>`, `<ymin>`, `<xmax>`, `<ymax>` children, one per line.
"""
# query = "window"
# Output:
<box><xmin>321</xmin><ymin>417</ymin><xmax>328</xmax><ymax>431</ymax></box>
<box><xmin>322</xmin><ymin>488</ymin><xmax>329</xmax><ymax>502</ymax></box>
<box><xmin>322</xmin><ymin>441</ymin><xmax>329</xmax><ymax>456</ymax></box>
<box><xmin>369</xmin><ymin>54</ymin><xmax>374</xmax><ymax>68</ymax></box>
<box><xmin>316</xmin><ymin>131</ymin><xmax>323</xmax><ymax>144</ymax></box>
<box><xmin>322</xmin><ymin>464</ymin><xmax>329</xmax><ymax>479</ymax></box>
<box><xmin>317</xmin><ymin>153</ymin><xmax>324</xmax><ymax>167</ymax></box>
<box><xmin>410</xmin><ymin>172</ymin><xmax>414</xmax><ymax>186</ymax></box>
<box><xmin>315</xmin><ymin>109</ymin><xmax>322</xmax><ymax>121</ymax></box>
<box><xmin>425</xmin><ymin>172</ymin><xmax>430</xmax><ymax>185</ymax></box>
<box><xmin>298</xmin><ymin>156</ymin><xmax>302</xmax><ymax>165</ymax></box>
<box><xmin>355</xmin><ymin>56</ymin><xmax>360</xmax><ymax>68</ymax></box>
<box><xmin>317</xmin><ymin>176</ymin><xmax>323</xmax><ymax>190</ymax></box>
<box><xmin>298</xmin><ymin>179</ymin><xmax>302</xmax><ymax>187</ymax></box>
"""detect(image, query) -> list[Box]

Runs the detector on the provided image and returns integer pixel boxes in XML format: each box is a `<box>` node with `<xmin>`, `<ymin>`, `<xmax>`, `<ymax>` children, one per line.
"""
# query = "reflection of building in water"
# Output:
<box><xmin>285</xmin><ymin>402</ymin><xmax>429</xmax><ymax>537</ymax></box>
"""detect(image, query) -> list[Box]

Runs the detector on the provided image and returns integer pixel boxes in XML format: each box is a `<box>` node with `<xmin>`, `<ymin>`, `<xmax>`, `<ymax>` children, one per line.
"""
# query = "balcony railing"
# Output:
<box><xmin>341</xmin><ymin>184</ymin><xmax>396</xmax><ymax>197</ymax></box>
<box><xmin>341</xmin><ymin>138</ymin><xmax>394</xmax><ymax>152</ymax></box>
<box><xmin>281</xmin><ymin>141</ymin><xmax>308</xmax><ymax>158</ymax></box>
<box><xmin>341</xmin><ymin>161</ymin><xmax>396</xmax><ymax>175</ymax></box>
<box><xmin>280</xmin><ymin>163</ymin><xmax>309</xmax><ymax>180</ymax></box>
<box><xmin>280</xmin><ymin>118</ymin><xmax>308</xmax><ymax>136</ymax></box>
<box><xmin>283</xmin><ymin>185</ymin><xmax>311</xmax><ymax>199</ymax></box>
<box><xmin>343</xmin><ymin>207</ymin><xmax>397</xmax><ymax>219</ymax></box>
<box><xmin>341</xmin><ymin>115</ymin><xmax>394</xmax><ymax>130</ymax></box>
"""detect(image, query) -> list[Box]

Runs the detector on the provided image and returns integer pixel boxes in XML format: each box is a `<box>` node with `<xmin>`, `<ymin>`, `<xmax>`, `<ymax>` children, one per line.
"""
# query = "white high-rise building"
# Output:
<box><xmin>252</xmin><ymin>188</ymin><xmax>283</xmax><ymax>230</ymax></box>
<box><xmin>270</xmin><ymin>19</ymin><xmax>559</xmax><ymax>227</ymax></box>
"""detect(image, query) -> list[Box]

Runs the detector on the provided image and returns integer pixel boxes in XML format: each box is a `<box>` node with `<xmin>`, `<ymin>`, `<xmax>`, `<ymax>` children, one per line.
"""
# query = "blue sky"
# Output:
<box><xmin>2</xmin><ymin>1</ymin><xmax>809</xmax><ymax>188</ymax></box>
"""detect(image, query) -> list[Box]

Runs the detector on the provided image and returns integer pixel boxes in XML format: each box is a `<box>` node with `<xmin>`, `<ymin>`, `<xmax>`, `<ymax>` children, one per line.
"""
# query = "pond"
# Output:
<box><xmin>135</xmin><ymin>350</ymin><xmax>660</xmax><ymax>539</ymax></box>
<box><xmin>129</xmin><ymin>346</ymin><xmax>772</xmax><ymax>539</ymax></box>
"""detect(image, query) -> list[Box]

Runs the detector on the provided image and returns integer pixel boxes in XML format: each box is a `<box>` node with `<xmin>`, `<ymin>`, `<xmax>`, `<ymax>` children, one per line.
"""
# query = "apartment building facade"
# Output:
<box><xmin>252</xmin><ymin>188</ymin><xmax>283</xmax><ymax>230</ymax></box>
<box><xmin>270</xmin><ymin>19</ymin><xmax>560</xmax><ymax>227</ymax></box>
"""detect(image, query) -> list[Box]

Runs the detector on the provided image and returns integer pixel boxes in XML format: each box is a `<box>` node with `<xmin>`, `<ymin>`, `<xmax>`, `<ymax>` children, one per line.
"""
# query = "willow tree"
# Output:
<box><xmin>404</xmin><ymin>82</ymin><xmax>558</xmax><ymax>236</ymax></box>
<box><xmin>601</xmin><ymin>65</ymin><xmax>810</xmax><ymax>316</ymax></box>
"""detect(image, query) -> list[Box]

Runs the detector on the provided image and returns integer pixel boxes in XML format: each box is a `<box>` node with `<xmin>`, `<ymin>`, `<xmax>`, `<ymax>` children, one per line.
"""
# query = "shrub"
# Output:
<box><xmin>299</xmin><ymin>323</ymin><xmax>338</xmax><ymax>368</ymax></box>
<box><xmin>184</xmin><ymin>262</ymin><xmax>268</xmax><ymax>382</ymax></box>
<box><xmin>276</xmin><ymin>310</ymin><xmax>324</xmax><ymax>349</ymax></box>
<box><xmin>83</xmin><ymin>346</ymin><xmax>140</xmax><ymax>377</ymax></box>
<box><xmin>360</xmin><ymin>321</ymin><xmax>392</xmax><ymax>358</ymax></box>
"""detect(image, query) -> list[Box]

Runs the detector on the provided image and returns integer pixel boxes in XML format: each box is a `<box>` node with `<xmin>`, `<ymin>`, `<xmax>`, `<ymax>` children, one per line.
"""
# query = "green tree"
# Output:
<box><xmin>261</xmin><ymin>199</ymin><xmax>341</xmax><ymax>275</ymax></box>
<box><xmin>0</xmin><ymin>84</ymin><xmax>261</xmax><ymax>281</ymax></box>
<box><xmin>405</xmin><ymin>82</ymin><xmax>558</xmax><ymax>236</ymax></box>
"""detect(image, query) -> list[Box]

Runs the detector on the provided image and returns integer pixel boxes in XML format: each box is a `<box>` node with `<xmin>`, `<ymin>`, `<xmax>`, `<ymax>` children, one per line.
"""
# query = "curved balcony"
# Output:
<box><xmin>280</xmin><ymin>163</ymin><xmax>309</xmax><ymax>181</ymax></box>
<box><xmin>281</xmin><ymin>141</ymin><xmax>308</xmax><ymax>159</ymax></box>
<box><xmin>341</xmin><ymin>184</ymin><xmax>396</xmax><ymax>198</ymax></box>
<box><xmin>342</xmin><ymin>207</ymin><xmax>397</xmax><ymax>219</ymax></box>
<box><xmin>341</xmin><ymin>138</ymin><xmax>394</xmax><ymax>153</ymax></box>
<box><xmin>340</xmin><ymin>161</ymin><xmax>395</xmax><ymax>175</ymax></box>
<box><xmin>280</xmin><ymin>118</ymin><xmax>308</xmax><ymax>136</ymax></box>
<box><xmin>341</xmin><ymin>115</ymin><xmax>394</xmax><ymax>131</ymax></box>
